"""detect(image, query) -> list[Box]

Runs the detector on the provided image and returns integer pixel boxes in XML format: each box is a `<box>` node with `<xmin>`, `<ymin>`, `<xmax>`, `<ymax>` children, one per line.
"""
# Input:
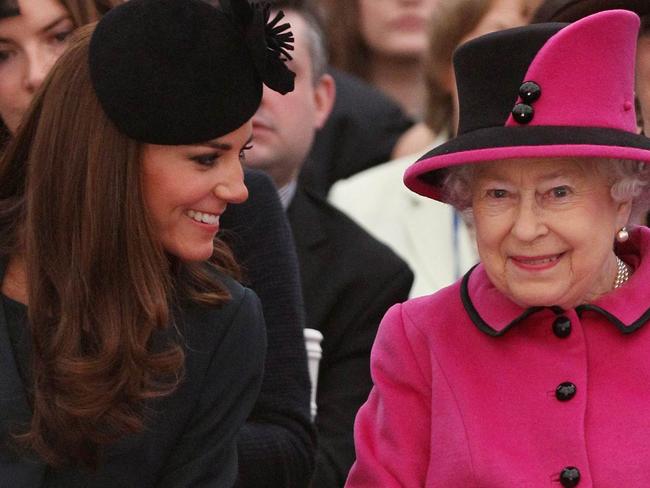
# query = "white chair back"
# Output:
<box><xmin>303</xmin><ymin>328</ymin><xmax>323</xmax><ymax>420</ymax></box>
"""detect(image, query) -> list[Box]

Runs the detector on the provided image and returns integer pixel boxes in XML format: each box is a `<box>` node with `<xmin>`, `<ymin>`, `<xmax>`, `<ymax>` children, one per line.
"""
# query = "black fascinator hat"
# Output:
<box><xmin>89</xmin><ymin>0</ymin><xmax>295</xmax><ymax>145</ymax></box>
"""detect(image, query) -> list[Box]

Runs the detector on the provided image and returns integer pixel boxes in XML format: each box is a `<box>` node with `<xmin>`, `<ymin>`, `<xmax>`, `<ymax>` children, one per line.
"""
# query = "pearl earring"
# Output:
<box><xmin>616</xmin><ymin>227</ymin><xmax>629</xmax><ymax>243</ymax></box>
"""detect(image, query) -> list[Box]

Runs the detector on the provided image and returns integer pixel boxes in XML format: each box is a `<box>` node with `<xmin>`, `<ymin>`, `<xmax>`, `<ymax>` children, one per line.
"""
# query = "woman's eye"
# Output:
<box><xmin>0</xmin><ymin>49</ymin><xmax>13</xmax><ymax>63</ymax></box>
<box><xmin>52</xmin><ymin>29</ymin><xmax>73</xmax><ymax>44</ymax></box>
<box><xmin>486</xmin><ymin>189</ymin><xmax>508</xmax><ymax>199</ymax></box>
<box><xmin>550</xmin><ymin>186</ymin><xmax>570</xmax><ymax>198</ymax></box>
<box><xmin>191</xmin><ymin>153</ymin><xmax>219</xmax><ymax>167</ymax></box>
<box><xmin>239</xmin><ymin>143</ymin><xmax>253</xmax><ymax>162</ymax></box>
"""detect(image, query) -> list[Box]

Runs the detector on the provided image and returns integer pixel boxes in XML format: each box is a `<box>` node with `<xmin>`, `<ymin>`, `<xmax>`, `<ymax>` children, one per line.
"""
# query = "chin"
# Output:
<box><xmin>167</xmin><ymin>243</ymin><xmax>215</xmax><ymax>263</ymax></box>
<box><xmin>508</xmin><ymin>287</ymin><xmax>570</xmax><ymax>310</ymax></box>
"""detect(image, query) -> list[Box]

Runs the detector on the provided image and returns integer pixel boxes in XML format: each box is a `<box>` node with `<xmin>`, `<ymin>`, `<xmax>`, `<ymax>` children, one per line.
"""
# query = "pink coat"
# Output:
<box><xmin>346</xmin><ymin>226</ymin><xmax>650</xmax><ymax>487</ymax></box>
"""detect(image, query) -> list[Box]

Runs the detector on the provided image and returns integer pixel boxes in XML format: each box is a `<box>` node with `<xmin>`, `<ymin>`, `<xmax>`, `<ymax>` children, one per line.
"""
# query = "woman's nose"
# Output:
<box><xmin>511</xmin><ymin>198</ymin><xmax>548</xmax><ymax>242</ymax></box>
<box><xmin>213</xmin><ymin>162</ymin><xmax>249</xmax><ymax>204</ymax></box>
<box><xmin>23</xmin><ymin>50</ymin><xmax>54</xmax><ymax>93</ymax></box>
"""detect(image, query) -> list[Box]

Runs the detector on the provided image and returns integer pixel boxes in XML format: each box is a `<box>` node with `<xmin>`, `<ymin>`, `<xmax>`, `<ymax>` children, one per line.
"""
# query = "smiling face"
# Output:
<box><xmin>471</xmin><ymin>158</ymin><xmax>631</xmax><ymax>310</ymax></box>
<box><xmin>141</xmin><ymin>121</ymin><xmax>251</xmax><ymax>262</ymax></box>
<box><xmin>358</xmin><ymin>0</ymin><xmax>437</xmax><ymax>59</ymax></box>
<box><xmin>0</xmin><ymin>0</ymin><xmax>73</xmax><ymax>133</ymax></box>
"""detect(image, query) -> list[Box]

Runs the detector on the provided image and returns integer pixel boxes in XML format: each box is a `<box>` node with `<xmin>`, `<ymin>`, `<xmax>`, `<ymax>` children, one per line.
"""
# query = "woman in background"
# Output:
<box><xmin>322</xmin><ymin>0</ymin><xmax>437</xmax><ymax>119</ymax></box>
<box><xmin>0</xmin><ymin>0</ymin><xmax>122</xmax><ymax>146</ymax></box>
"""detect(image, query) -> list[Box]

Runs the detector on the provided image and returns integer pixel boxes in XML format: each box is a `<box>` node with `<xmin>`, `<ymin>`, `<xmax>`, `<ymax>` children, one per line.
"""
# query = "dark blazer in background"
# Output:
<box><xmin>302</xmin><ymin>68</ymin><xmax>414</xmax><ymax>198</ymax></box>
<box><xmin>0</xmin><ymin>267</ymin><xmax>266</xmax><ymax>487</ymax></box>
<box><xmin>222</xmin><ymin>169</ymin><xmax>316</xmax><ymax>488</ymax></box>
<box><xmin>287</xmin><ymin>186</ymin><xmax>414</xmax><ymax>488</ymax></box>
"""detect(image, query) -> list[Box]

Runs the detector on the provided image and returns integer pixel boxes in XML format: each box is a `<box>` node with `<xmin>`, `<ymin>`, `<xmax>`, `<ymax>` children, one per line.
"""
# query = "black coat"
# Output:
<box><xmin>0</xmin><ymin>264</ymin><xmax>266</xmax><ymax>487</ymax></box>
<box><xmin>222</xmin><ymin>169</ymin><xmax>316</xmax><ymax>488</ymax></box>
<box><xmin>287</xmin><ymin>187</ymin><xmax>414</xmax><ymax>487</ymax></box>
<box><xmin>302</xmin><ymin>68</ymin><xmax>414</xmax><ymax>197</ymax></box>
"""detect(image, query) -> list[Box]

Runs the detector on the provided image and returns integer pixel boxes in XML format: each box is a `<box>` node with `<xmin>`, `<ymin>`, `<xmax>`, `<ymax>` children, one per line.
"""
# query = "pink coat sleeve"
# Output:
<box><xmin>345</xmin><ymin>303</ymin><xmax>432</xmax><ymax>486</ymax></box>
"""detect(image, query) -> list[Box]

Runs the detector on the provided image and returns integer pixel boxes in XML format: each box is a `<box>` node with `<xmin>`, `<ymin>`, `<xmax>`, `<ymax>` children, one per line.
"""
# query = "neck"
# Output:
<box><xmin>367</xmin><ymin>54</ymin><xmax>426</xmax><ymax>120</ymax></box>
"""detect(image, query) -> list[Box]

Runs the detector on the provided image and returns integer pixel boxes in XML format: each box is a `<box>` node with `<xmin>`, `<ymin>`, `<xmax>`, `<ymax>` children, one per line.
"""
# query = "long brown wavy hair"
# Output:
<box><xmin>0</xmin><ymin>25</ymin><xmax>239</xmax><ymax>468</ymax></box>
<box><xmin>0</xmin><ymin>0</ymin><xmax>123</xmax><ymax>146</ymax></box>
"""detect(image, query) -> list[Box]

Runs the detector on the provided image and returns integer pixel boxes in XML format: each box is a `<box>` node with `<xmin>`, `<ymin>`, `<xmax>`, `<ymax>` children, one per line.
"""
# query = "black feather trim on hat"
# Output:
<box><xmin>223</xmin><ymin>0</ymin><xmax>295</xmax><ymax>94</ymax></box>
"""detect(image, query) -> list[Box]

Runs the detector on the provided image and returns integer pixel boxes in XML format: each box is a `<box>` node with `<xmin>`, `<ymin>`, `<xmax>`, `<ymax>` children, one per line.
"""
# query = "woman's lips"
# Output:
<box><xmin>510</xmin><ymin>253</ymin><xmax>564</xmax><ymax>271</ymax></box>
<box><xmin>390</xmin><ymin>15</ymin><xmax>426</xmax><ymax>31</ymax></box>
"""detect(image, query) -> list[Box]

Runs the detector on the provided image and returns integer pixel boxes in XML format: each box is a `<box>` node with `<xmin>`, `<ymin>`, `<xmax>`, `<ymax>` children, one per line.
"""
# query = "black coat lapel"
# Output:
<box><xmin>0</xmin><ymin>258</ymin><xmax>46</xmax><ymax>484</ymax></box>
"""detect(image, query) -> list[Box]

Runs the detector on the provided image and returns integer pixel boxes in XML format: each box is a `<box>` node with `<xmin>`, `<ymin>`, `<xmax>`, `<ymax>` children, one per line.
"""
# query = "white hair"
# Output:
<box><xmin>442</xmin><ymin>158</ymin><xmax>650</xmax><ymax>224</ymax></box>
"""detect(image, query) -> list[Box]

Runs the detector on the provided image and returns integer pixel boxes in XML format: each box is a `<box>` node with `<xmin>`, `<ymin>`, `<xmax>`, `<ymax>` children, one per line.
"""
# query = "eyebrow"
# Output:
<box><xmin>194</xmin><ymin>134</ymin><xmax>253</xmax><ymax>150</ymax></box>
<box><xmin>0</xmin><ymin>15</ymin><xmax>71</xmax><ymax>43</ymax></box>
<box><xmin>0</xmin><ymin>0</ymin><xmax>19</xmax><ymax>20</ymax></box>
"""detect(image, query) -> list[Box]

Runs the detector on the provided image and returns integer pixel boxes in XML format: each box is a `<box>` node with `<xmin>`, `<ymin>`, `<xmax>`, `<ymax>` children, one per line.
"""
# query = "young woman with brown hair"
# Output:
<box><xmin>323</xmin><ymin>0</ymin><xmax>437</xmax><ymax>120</ymax></box>
<box><xmin>0</xmin><ymin>0</ymin><xmax>296</xmax><ymax>485</ymax></box>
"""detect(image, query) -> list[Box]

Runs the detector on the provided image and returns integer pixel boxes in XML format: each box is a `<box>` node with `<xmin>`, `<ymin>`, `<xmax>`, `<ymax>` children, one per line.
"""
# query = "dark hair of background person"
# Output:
<box><xmin>0</xmin><ymin>0</ymin><xmax>123</xmax><ymax>149</ymax></box>
<box><xmin>320</xmin><ymin>0</ymin><xmax>366</xmax><ymax>80</ymax></box>
<box><xmin>424</xmin><ymin>0</ymin><xmax>493</xmax><ymax>135</ymax></box>
<box><xmin>0</xmin><ymin>26</ymin><xmax>238</xmax><ymax>468</ymax></box>
<box><xmin>530</xmin><ymin>0</ymin><xmax>650</xmax><ymax>22</ymax></box>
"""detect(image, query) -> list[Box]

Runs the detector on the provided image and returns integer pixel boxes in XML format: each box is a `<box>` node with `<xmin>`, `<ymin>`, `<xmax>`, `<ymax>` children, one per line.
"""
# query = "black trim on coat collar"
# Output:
<box><xmin>460</xmin><ymin>264</ymin><xmax>564</xmax><ymax>337</ymax></box>
<box><xmin>461</xmin><ymin>265</ymin><xmax>650</xmax><ymax>336</ymax></box>
<box><xmin>460</xmin><ymin>265</ymin><xmax>546</xmax><ymax>337</ymax></box>
<box><xmin>576</xmin><ymin>304</ymin><xmax>650</xmax><ymax>334</ymax></box>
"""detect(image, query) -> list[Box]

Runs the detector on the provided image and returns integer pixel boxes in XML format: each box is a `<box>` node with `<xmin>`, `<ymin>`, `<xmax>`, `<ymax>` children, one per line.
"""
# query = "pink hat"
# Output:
<box><xmin>404</xmin><ymin>10</ymin><xmax>650</xmax><ymax>201</ymax></box>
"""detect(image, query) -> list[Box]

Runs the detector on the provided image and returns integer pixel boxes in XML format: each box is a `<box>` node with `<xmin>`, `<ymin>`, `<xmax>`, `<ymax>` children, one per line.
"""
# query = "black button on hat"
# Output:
<box><xmin>556</xmin><ymin>382</ymin><xmax>577</xmax><ymax>401</ymax></box>
<box><xmin>560</xmin><ymin>466</ymin><xmax>581</xmax><ymax>487</ymax></box>
<box><xmin>553</xmin><ymin>316</ymin><xmax>572</xmax><ymax>338</ymax></box>
<box><xmin>519</xmin><ymin>81</ymin><xmax>541</xmax><ymax>103</ymax></box>
<box><xmin>512</xmin><ymin>103</ymin><xmax>534</xmax><ymax>124</ymax></box>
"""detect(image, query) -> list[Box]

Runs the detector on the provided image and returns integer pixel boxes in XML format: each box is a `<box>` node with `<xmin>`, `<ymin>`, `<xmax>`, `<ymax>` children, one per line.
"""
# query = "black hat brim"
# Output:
<box><xmin>405</xmin><ymin>125</ymin><xmax>650</xmax><ymax>200</ymax></box>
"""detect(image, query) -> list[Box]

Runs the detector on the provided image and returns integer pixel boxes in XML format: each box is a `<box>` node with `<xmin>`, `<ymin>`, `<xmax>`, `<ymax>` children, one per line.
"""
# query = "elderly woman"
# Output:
<box><xmin>345</xmin><ymin>9</ymin><xmax>650</xmax><ymax>488</ymax></box>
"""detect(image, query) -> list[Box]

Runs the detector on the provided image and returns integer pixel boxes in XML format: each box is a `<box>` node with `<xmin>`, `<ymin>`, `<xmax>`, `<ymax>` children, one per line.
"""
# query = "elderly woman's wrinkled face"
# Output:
<box><xmin>0</xmin><ymin>0</ymin><xmax>73</xmax><ymax>133</ymax></box>
<box><xmin>472</xmin><ymin>158</ymin><xmax>630</xmax><ymax>310</ymax></box>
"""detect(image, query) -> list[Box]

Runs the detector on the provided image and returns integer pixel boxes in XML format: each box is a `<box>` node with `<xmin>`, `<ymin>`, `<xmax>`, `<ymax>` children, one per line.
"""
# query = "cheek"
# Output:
<box><xmin>0</xmin><ymin>68</ymin><xmax>21</xmax><ymax>108</ymax></box>
<box><xmin>142</xmin><ymin>166</ymin><xmax>183</xmax><ymax>215</ymax></box>
<box><xmin>473</xmin><ymin>208</ymin><xmax>511</xmax><ymax>253</ymax></box>
<box><xmin>474</xmin><ymin>216</ymin><xmax>511</xmax><ymax>282</ymax></box>
<box><xmin>421</xmin><ymin>0</ymin><xmax>437</xmax><ymax>16</ymax></box>
<box><xmin>141</xmin><ymin>174</ymin><xmax>166</xmax><ymax>224</ymax></box>
<box><xmin>358</xmin><ymin>1</ymin><xmax>385</xmax><ymax>40</ymax></box>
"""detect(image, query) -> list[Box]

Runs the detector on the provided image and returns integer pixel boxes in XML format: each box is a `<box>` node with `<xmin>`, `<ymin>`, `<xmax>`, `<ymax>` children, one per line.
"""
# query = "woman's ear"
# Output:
<box><xmin>313</xmin><ymin>73</ymin><xmax>336</xmax><ymax>130</ymax></box>
<box><xmin>616</xmin><ymin>198</ymin><xmax>633</xmax><ymax>228</ymax></box>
